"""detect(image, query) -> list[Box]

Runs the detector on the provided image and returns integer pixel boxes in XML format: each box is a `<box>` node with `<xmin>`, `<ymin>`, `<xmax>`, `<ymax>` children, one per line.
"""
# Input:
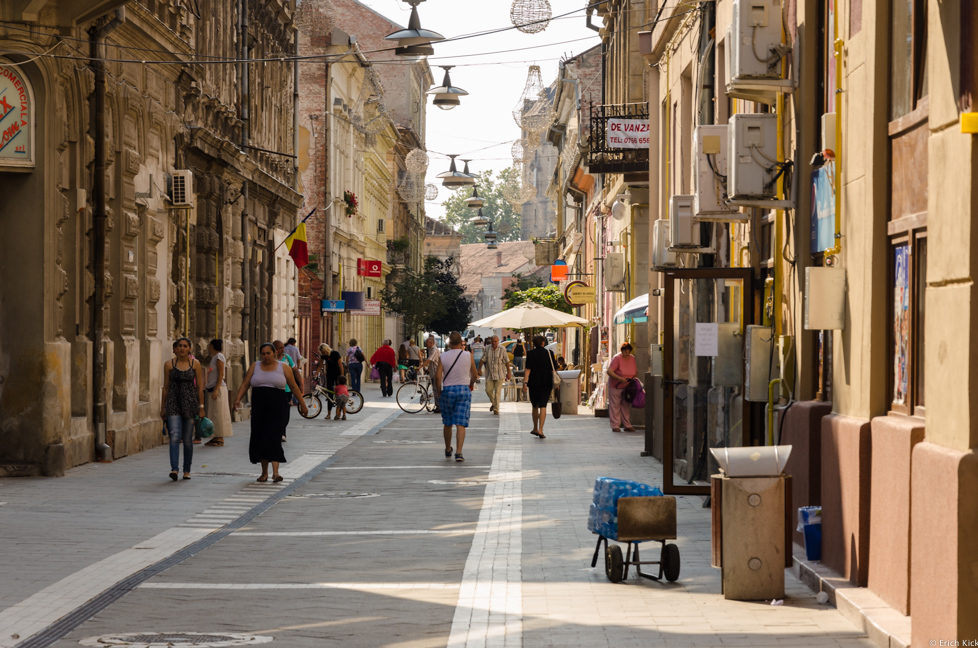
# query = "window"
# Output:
<box><xmin>888</xmin><ymin>232</ymin><xmax>926</xmax><ymax>414</ymax></box>
<box><xmin>890</xmin><ymin>0</ymin><xmax>928</xmax><ymax>120</ymax></box>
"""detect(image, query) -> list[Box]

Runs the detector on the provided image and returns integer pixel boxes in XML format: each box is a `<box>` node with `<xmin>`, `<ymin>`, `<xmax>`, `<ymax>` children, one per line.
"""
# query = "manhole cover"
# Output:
<box><xmin>286</xmin><ymin>492</ymin><xmax>380</xmax><ymax>499</ymax></box>
<box><xmin>80</xmin><ymin>633</ymin><xmax>272</xmax><ymax>647</ymax></box>
<box><xmin>372</xmin><ymin>440</ymin><xmax>435</xmax><ymax>445</ymax></box>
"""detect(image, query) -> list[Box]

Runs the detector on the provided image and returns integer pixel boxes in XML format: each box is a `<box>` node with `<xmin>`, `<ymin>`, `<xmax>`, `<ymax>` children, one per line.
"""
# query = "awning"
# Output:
<box><xmin>613</xmin><ymin>293</ymin><xmax>648</xmax><ymax>324</ymax></box>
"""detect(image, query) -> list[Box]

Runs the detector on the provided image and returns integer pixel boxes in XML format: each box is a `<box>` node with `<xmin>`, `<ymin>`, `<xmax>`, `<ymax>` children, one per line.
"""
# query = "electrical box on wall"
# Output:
<box><xmin>694</xmin><ymin>125</ymin><xmax>744</xmax><ymax>222</ymax></box>
<box><xmin>652</xmin><ymin>219</ymin><xmax>677</xmax><ymax>268</ymax></box>
<box><xmin>604</xmin><ymin>252</ymin><xmax>626</xmax><ymax>292</ymax></box>
<box><xmin>745</xmin><ymin>325</ymin><xmax>774</xmax><ymax>402</ymax></box>
<box><xmin>668</xmin><ymin>195</ymin><xmax>715</xmax><ymax>253</ymax></box>
<box><xmin>730</xmin><ymin>0</ymin><xmax>783</xmax><ymax>81</ymax></box>
<box><xmin>728</xmin><ymin>113</ymin><xmax>792</xmax><ymax>208</ymax></box>
<box><xmin>805</xmin><ymin>267</ymin><xmax>847</xmax><ymax>330</ymax></box>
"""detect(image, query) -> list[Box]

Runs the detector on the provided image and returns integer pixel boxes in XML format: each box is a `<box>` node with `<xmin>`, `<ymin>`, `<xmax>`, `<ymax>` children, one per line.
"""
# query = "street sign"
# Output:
<box><xmin>564</xmin><ymin>281</ymin><xmax>596</xmax><ymax>306</ymax></box>
<box><xmin>349</xmin><ymin>299</ymin><xmax>381</xmax><ymax>316</ymax></box>
<box><xmin>321</xmin><ymin>299</ymin><xmax>345</xmax><ymax>314</ymax></box>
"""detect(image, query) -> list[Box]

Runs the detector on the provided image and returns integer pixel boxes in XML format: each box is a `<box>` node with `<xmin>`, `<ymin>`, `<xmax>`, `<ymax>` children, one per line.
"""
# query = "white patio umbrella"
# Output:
<box><xmin>468</xmin><ymin>301</ymin><xmax>588</xmax><ymax>329</ymax></box>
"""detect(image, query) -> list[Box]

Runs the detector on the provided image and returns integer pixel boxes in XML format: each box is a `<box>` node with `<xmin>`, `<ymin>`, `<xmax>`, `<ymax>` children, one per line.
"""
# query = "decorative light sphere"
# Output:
<box><xmin>405</xmin><ymin>149</ymin><xmax>429</xmax><ymax>174</ymax></box>
<box><xmin>424</xmin><ymin>183</ymin><xmax>438</xmax><ymax>201</ymax></box>
<box><xmin>510</xmin><ymin>0</ymin><xmax>552</xmax><ymax>34</ymax></box>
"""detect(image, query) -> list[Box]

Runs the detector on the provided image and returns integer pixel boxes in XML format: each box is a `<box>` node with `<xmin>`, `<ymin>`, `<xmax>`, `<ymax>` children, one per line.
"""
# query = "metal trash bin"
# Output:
<box><xmin>710</xmin><ymin>446</ymin><xmax>793</xmax><ymax>601</ymax></box>
<box><xmin>557</xmin><ymin>369</ymin><xmax>581</xmax><ymax>415</ymax></box>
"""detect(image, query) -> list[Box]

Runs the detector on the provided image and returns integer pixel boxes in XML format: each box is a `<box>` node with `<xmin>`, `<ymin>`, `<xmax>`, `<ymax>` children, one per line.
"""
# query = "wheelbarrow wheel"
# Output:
<box><xmin>605</xmin><ymin>544</ymin><xmax>624</xmax><ymax>583</ymax></box>
<box><xmin>661</xmin><ymin>543</ymin><xmax>681</xmax><ymax>582</ymax></box>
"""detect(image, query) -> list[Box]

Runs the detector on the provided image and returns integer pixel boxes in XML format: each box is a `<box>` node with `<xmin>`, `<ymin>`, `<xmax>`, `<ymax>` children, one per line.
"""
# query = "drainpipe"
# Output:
<box><xmin>89</xmin><ymin>8</ymin><xmax>123</xmax><ymax>463</ymax></box>
<box><xmin>322</xmin><ymin>53</ymin><xmax>333</xmax><ymax>345</ymax></box>
<box><xmin>239</xmin><ymin>0</ymin><xmax>251</xmax><ymax>366</ymax></box>
<box><xmin>293</xmin><ymin>27</ymin><xmax>300</xmax><ymax>192</ymax></box>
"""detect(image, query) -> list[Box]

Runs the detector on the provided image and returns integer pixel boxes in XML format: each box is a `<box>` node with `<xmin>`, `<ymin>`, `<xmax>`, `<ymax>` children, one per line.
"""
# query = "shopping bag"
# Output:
<box><xmin>370</xmin><ymin>366</ymin><xmax>380</xmax><ymax>381</ymax></box>
<box><xmin>195</xmin><ymin>415</ymin><xmax>215</xmax><ymax>439</ymax></box>
<box><xmin>551</xmin><ymin>388</ymin><xmax>562</xmax><ymax>419</ymax></box>
<box><xmin>629</xmin><ymin>379</ymin><xmax>646</xmax><ymax>408</ymax></box>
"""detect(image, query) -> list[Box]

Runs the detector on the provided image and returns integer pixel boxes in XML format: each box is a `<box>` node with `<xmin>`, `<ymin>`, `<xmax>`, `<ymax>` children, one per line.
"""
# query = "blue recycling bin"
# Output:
<box><xmin>803</xmin><ymin>523</ymin><xmax>822</xmax><ymax>561</ymax></box>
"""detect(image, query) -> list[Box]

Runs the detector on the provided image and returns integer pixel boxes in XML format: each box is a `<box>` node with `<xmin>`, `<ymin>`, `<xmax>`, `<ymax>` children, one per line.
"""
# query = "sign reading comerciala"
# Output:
<box><xmin>0</xmin><ymin>61</ymin><xmax>34</xmax><ymax>170</ymax></box>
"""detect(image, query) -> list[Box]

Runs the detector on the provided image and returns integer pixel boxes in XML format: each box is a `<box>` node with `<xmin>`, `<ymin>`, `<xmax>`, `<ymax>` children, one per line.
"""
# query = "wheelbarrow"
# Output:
<box><xmin>590</xmin><ymin>495</ymin><xmax>681</xmax><ymax>583</ymax></box>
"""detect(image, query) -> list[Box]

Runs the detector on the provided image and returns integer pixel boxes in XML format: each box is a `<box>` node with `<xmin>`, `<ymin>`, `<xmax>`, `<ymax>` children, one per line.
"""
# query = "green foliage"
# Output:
<box><xmin>428</xmin><ymin>256</ymin><xmax>472</xmax><ymax>335</ymax></box>
<box><xmin>502</xmin><ymin>272</ymin><xmax>545</xmax><ymax>304</ymax></box>
<box><xmin>441</xmin><ymin>168</ymin><xmax>522</xmax><ymax>244</ymax></box>
<box><xmin>504</xmin><ymin>285</ymin><xmax>572</xmax><ymax>314</ymax></box>
<box><xmin>381</xmin><ymin>256</ymin><xmax>472</xmax><ymax>338</ymax></box>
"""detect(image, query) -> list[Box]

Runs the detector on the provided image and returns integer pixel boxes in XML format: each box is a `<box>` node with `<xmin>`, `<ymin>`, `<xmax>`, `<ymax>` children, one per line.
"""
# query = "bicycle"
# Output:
<box><xmin>300</xmin><ymin>382</ymin><xmax>363</xmax><ymax>419</ymax></box>
<box><xmin>396</xmin><ymin>373</ymin><xmax>435</xmax><ymax>414</ymax></box>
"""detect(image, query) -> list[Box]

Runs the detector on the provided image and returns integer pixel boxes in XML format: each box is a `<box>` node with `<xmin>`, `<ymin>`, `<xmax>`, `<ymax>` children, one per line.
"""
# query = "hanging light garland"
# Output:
<box><xmin>384</xmin><ymin>0</ymin><xmax>445</xmax><ymax>57</ymax></box>
<box><xmin>511</xmin><ymin>132</ymin><xmax>540</xmax><ymax>165</ymax></box>
<box><xmin>510</xmin><ymin>0</ymin><xmax>552</xmax><ymax>34</ymax></box>
<box><xmin>501</xmin><ymin>165</ymin><xmax>537</xmax><ymax>206</ymax></box>
<box><xmin>397</xmin><ymin>173</ymin><xmax>425</xmax><ymax>203</ymax></box>
<box><xmin>424</xmin><ymin>183</ymin><xmax>438</xmax><ymax>201</ymax></box>
<box><xmin>405</xmin><ymin>148</ymin><xmax>429</xmax><ymax>175</ymax></box>
<box><xmin>512</xmin><ymin>65</ymin><xmax>556</xmax><ymax>134</ymax></box>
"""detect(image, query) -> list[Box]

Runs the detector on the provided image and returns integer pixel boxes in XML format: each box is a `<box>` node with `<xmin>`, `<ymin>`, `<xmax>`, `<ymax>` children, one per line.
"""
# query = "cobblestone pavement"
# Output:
<box><xmin>0</xmin><ymin>383</ymin><xmax>874</xmax><ymax>648</ymax></box>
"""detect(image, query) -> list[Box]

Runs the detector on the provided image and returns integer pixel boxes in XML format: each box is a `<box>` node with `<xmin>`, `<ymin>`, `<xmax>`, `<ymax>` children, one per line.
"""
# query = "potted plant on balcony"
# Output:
<box><xmin>387</xmin><ymin>236</ymin><xmax>410</xmax><ymax>266</ymax></box>
<box><xmin>343</xmin><ymin>190</ymin><xmax>358</xmax><ymax>217</ymax></box>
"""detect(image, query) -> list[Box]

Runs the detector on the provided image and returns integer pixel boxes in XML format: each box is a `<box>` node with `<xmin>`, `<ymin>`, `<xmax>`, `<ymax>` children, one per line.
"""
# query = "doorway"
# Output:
<box><xmin>662</xmin><ymin>268</ymin><xmax>753</xmax><ymax>495</ymax></box>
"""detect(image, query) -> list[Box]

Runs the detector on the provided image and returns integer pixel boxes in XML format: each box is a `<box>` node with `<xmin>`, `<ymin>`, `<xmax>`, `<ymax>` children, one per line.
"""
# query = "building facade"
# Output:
<box><xmin>0</xmin><ymin>0</ymin><xmax>299</xmax><ymax>476</ymax></box>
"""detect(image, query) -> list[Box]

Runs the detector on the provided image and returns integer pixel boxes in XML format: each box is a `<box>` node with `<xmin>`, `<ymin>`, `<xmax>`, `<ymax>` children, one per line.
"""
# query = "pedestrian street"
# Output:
<box><xmin>0</xmin><ymin>384</ymin><xmax>874</xmax><ymax>648</ymax></box>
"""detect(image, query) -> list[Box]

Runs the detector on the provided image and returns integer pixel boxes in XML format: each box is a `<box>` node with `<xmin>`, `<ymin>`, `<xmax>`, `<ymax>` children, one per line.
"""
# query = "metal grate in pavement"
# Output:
<box><xmin>79</xmin><ymin>632</ymin><xmax>272</xmax><ymax>647</ymax></box>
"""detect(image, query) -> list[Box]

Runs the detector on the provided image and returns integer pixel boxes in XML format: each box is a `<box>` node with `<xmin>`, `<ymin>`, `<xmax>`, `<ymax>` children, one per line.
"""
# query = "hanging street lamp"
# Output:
<box><xmin>427</xmin><ymin>66</ymin><xmax>469</xmax><ymax>111</ymax></box>
<box><xmin>471</xmin><ymin>208</ymin><xmax>489</xmax><ymax>227</ymax></box>
<box><xmin>487</xmin><ymin>242</ymin><xmax>499</xmax><ymax>250</ymax></box>
<box><xmin>484</xmin><ymin>221</ymin><xmax>498</xmax><ymax>241</ymax></box>
<box><xmin>385</xmin><ymin>0</ymin><xmax>445</xmax><ymax>58</ymax></box>
<box><xmin>464</xmin><ymin>185</ymin><xmax>485</xmax><ymax>210</ymax></box>
<box><xmin>438</xmin><ymin>154</ymin><xmax>471</xmax><ymax>189</ymax></box>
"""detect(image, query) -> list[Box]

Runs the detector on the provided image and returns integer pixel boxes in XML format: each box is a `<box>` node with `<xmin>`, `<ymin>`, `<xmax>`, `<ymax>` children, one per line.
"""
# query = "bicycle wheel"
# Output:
<box><xmin>396</xmin><ymin>382</ymin><xmax>428</xmax><ymax>414</ymax></box>
<box><xmin>346</xmin><ymin>390</ymin><xmax>364</xmax><ymax>414</ymax></box>
<box><xmin>301</xmin><ymin>393</ymin><xmax>322</xmax><ymax>419</ymax></box>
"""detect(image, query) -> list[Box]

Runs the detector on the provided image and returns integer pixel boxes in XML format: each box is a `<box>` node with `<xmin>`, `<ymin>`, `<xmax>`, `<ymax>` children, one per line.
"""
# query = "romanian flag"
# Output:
<box><xmin>285</xmin><ymin>222</ymin><xmax>309</xmax><ymax>268</ymax></box>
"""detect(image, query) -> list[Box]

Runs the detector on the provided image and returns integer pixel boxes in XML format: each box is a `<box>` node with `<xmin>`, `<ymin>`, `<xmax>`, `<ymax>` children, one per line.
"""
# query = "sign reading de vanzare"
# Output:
<box><xmin>0</xmin><ymin>61</ymin><xmax>34</xmax><ymax>170</ymax></box>
<box><xmin>606</xmin><ymin>118</ymin><xmax>649</xmax><ymax>149</ymax></box>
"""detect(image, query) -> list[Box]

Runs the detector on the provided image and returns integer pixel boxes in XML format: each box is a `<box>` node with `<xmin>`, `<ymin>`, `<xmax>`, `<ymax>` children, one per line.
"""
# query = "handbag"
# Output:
<box><xmin>370</xmin><ymin>365</ymin><xmax>380</xmax><ymax>381</ymax></box>
<box><xmin>547</xmin><ymin>349</ymin><xmax>561</xmax><ymax>388</ymax></box>
<box><xmin>551</xmin><ymin>387</ymin><xmax>562</xmax><ymax>418</ymax></box>
<box><xmin>629</xmin><ymin>378</ymin><xmax>646</xmax><ymax>408</ymax></box>
<box><xmin>195</xmin><ymin>415</ymin><xmax>215</xmax><ymax>439</ymax></box>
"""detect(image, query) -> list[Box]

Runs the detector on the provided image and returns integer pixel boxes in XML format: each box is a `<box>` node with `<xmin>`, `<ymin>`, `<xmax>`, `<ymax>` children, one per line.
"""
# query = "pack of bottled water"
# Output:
<box><xmin>587</xmin><ymin>477</ymin><xmax>663</xmax><ymax>539</ymax></box>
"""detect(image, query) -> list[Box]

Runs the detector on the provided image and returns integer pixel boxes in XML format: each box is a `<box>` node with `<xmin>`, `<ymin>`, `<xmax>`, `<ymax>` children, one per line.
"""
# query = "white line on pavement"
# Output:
<box><xmin>138</xmin><ymin>582</ymin><xmax>460</xmax><ymax>590</ymax></box>
<box><xmin>325</xmin><ymin>465</ymin><xmax>492</xmax><ymax>470</ymax></box>
<box><xmin>232</xmin><ymin>530</ymin><xmax>476</xmax><ymax>536</ymax></box>
<box><xmin>447</xmin><ymin>401</ymin><xmax>523</xmax><ymax>648</ymax></box>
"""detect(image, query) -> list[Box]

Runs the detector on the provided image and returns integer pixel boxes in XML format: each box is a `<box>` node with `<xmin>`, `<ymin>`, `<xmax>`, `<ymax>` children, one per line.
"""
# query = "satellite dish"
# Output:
<box><xmin>611</xmin><ymin>200</ymin><xmax>627</xmax><ymax>220</ymax></box>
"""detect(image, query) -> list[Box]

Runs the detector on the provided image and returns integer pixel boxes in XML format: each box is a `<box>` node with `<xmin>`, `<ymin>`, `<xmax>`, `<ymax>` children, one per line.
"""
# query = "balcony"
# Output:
<box><xmin>585</xmin><ymin>103</ymin><xmax>650</xmax><ymax>174</ymax></box>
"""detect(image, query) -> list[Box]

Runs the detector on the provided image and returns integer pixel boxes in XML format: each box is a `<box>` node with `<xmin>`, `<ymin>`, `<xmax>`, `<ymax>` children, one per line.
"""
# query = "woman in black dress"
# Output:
<box><xmin>522</xmin><ymin>334</ymin><xmax>558</xmax><ymax>439</ymax></box>
<box><xmin>324</xmin><ymin>349</ymin><xmax>344</xmax><ymax>417</ymax></box>
<box><xmin>233</xmin><ymin>343</ymin><xmax>307</xmax><ymax>482</ymax></box>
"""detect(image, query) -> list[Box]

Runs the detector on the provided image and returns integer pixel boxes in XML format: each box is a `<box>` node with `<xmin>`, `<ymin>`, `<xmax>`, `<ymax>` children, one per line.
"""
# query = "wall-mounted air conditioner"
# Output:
<box><xmin>694</xmin><ymin>125</ymin><xmax>745</xmax><ymax>222</ymax></box>
<box><xmin>604</xmin><ymin>251</ymin><xmax>626</xmax><ymax>292</ymax></box>
<box><xmin>651</xmin><ymin>219</ymin><xmax>677</xmax><ymax>269</ymax></box>
<box><xmin>668</xmin><ymin>195</ymin><xmax>715</xmax><ymax>253</ymax></box>
<box><xmin>169</xmin><ymin>170</ymin><xmax>193</xmax><ymax>207</ymax></box>
<box><xmin>726</xmin><ymin>0</ymin><xmax>793</xmax><ymax>103</ymax></box>
<box><xmin>728</xmin><ymin>114</ymin><xmax>793</xmax><ymax>208</ymax></box>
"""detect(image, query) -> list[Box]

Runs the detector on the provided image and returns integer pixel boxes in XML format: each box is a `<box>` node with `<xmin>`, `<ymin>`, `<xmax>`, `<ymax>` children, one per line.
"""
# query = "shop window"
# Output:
<box><xmin>890</xmin><ymin>0</ymin><xmax>928</xmax><ymax>120</ymax></box>
<box><xmin>889</xmin><ymin>232</ymin><xmax>926</xmax><ymax>415</ymax></box>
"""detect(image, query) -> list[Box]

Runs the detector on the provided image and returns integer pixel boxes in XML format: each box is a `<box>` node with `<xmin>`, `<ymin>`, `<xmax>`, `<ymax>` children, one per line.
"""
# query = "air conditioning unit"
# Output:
<box><xmin>668</xmin><ymin>195</ymin><xmax>715</xmax><ymax>254</ymax></box>
<box><xmin>377</xmin><ymin>218</ymin><xmax>385</xmax><ymax>234</ymax></box>
<box><xmin>694</xmin><ymin>125</ymin><xmax>745</xmax><ymax>222</ymax></box>
<box><xmin>604</xmin><ymin>251</ymin><xmax>626</xmax><ymax>292</ymax></box>
<box><xmin>651</xmin><ymin>219</ymin><xmax>677</xmax><ymax>269</ymax></box>
<box><xmin>728</xmin><ymin>113</ymin><xmax>791</xmax><ymax>208</ymax></box>
<box><xmin>169</xmin><ymin>170</ymin><xmax>193</xmax><ymax>207</ymax></box>
<box><xmin>730</xmin><ymin>0</ymin><xmax>783</xmax><ymax>82</ymax></box>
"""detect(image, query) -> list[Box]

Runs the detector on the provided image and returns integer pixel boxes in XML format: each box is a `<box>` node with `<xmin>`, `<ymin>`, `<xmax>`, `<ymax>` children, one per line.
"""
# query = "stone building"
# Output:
<box><xmin>0</xmin><ymin>0</ymin><xmax>300</xmax><ymax>476</ymax></box>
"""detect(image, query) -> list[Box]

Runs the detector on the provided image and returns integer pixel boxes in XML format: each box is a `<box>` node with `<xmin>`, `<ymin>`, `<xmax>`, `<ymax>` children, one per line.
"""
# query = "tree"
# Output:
<box><xmin>381</xmin><ymin>260</ymin><xmax>445</xmax><ymax>340</ymax></box>
<box><xmin>502</xmin><ymin>272</ymin><xmax>545</xmax><ymax>304</ymax></box>
<box><xmin>381</xmin><ymin>256</ymin><xmax>472</xmax><ymax>338</ymax></box>
<box><xmin>441</xmin><ymin>168</ymin><xmax>522</xmax><ymax>244</ymax></box>
<box><xmin>427</xmin><ymin>256</ymin><xmax>472</xmax><ymax>335</ymax></box>
<box><xmin>504</xmin><ymin>285</ymin><xmax>573</xmax><ymax>314</ymax></box>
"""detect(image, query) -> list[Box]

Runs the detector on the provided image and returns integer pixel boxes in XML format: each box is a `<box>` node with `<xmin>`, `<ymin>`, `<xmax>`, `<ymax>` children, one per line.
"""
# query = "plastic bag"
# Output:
<box><xmin>370</xmin><ymin>366</ymin><xmax>380</xmax><ymax>381</ymax></box>
<box><xmin>629</xmin><ymin>379</ymin><xmax>646</xmax><ymax>408</ymax></box>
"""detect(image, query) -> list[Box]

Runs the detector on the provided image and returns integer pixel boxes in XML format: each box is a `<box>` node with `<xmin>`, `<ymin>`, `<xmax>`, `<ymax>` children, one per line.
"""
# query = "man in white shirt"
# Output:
<box><xmin>479</xmin><ymin>336</ymin><xmax>511</xmax><ymax>415</ymax></box>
